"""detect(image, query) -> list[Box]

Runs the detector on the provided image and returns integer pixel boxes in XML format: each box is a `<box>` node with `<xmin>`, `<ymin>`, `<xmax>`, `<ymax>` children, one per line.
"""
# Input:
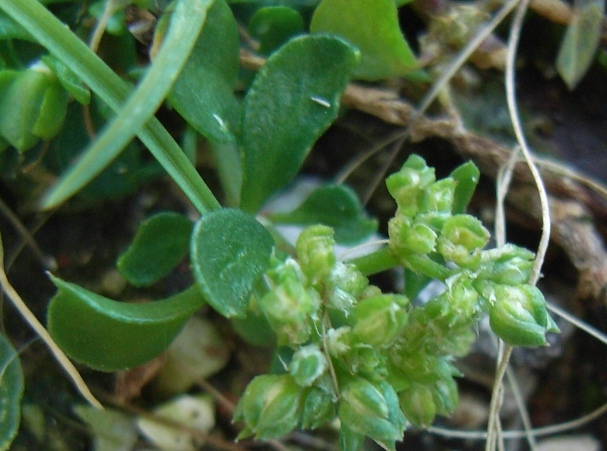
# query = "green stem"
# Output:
<box><xmin>347</xmin><ymin>246</ymin><xmax>400</xmax><ymax>277</ymax></box>
<box><xmin>0</xmin><ymin>0</ymin><xmax>221</xmax><ymax>213</ymax></box>
<box><xmin>404</xmin><ymin>253</ymin><xmax>452</xmax><ymax>281</ymax></box>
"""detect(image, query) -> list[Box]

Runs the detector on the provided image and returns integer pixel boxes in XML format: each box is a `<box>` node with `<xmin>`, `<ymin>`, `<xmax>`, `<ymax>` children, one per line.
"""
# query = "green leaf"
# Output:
<box><xmin>0</xmin><ymin>0</ymin><xmax>220</xmax><ymax>213</ymax></box>
<box><xmin>450</xmin><ymin>160</ymin><xmax>480</xmax><ymax>215</ymax></box>
<box><xmin>0</xmin><ymin>334</ymin><xmax>23</xmax><ymax>451</ymax></box>
<box><xmin>41</xmin><ymin>55</ymin><xmax>91</xmax><ymax>105</ymax></box>
<box><xmin>0</xmin><ymin>67</ymin><xmax>68</xmax><ymax>152</ymax></box>
<box><xmin>248</xmin><ymin>6</ymin><xmax>304</xmax><ymax>55</ymax></box>
<box><xmin>240</xmin><ymin>35</ymin><xmax>359</xmax><ymax>212</ymax></box>
<box><xmin>556</xmin><ymin>0</ymin><xmax>604</xmax><ymax>90</ymax></box>
<box><xmin>48</xmin><ymin>279</ymin><xmax>206</xmax><ymax>371</ymax></box>
<box><xmin>39</xmin><ymin>0</ymin><xmax>215</xmax><ymax>208</ymax></box>
<box><xmin>117</xmin><ymin>212</ymin><xmax>193</xmax><ymax>286</ymax></box>
<box><xmin>311</xmin><ymin>0</ymin><xmax>417</xmax><ymax>80</ymax></box>
<box><xmin>269</xmin><ymin>184</ymin><xmax>378</xmax><ymax>244</ymax></box>
<box><xmin>169</xmin><ymin>0</ymin><xmax>240</xmax><ymax>143</ymax></box>
<box><xmin>191</xmin><ymin>209</ymin><xmax>274</xmax><ymax>317</ymax></box>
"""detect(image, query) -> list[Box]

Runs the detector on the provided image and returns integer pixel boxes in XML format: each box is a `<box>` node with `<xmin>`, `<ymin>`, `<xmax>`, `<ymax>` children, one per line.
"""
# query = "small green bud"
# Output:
<box><xmin>289</xmin><ymin>344</ymin><xmax>328</xmax><ymax>387</ymax></box>
<box><xmin>386</xmin><ymin>155</ymin><xmax>435</xmax><ymax>216</ymax></box>
<box><xmin>339</xmin><ymin>425</ymin><xmax>366</xmax><ymax>451</ymax></box>
<box><xmin>480</xmin><ymin>244</ymin><xmax>535</xmax><ymax>285</ymax></box>
<box><xmin>422</xmin><ymin>178</ymin><xmax>456</xmax><ymax>213</ymax></box>
<box><xmin>398</xmin><ymin>383</ymin><xmax>437</xmax><ymax>427</ymax></box>
<box><xmin>353</xmin><ymin>294</ymin><xmax>408</xmax><ymax>346</ymax></box>
<box><xmin>433</xmin><ymin>375</ymin><xmax>459</xmax><ymax>416</ymax></box>
<box><xmin>267</xmin><ymin>256</ymin><xmax>307</xmax><ymax>286</ymax></box>
<box><xmin>235</xmin><ymin>374</ymin><xmax>302</xmax><ymax>440</ymax></box>
<box><xmin>327</xmin><ymin>262</ymin><xmax>368</xmax><ymax>297</ymax></box>
<box><xmin>338</xmin><ymin>378</ymin><xmax>406</xmax><ymax>447</ymax></box>
<box><xmin>487</xmin><ymin>284</ymin><xmax>550</xmax><ymax>347</ymax></box>
<box><xmin>406</xmin><ymin>222</ymin><xmax>438</xmax><ymax>254</ymax></box>
<box><xmin>438</xmin><ymin>214</ymin><xmax>489</xmax><ymax>267</ymax></box>
<box><xmin>296</xmin><ymin>225</ymin><xmax>336</xmax><ymax>286</ymax></box>
<box><xmin>300</xmin><ymin>386</ymin><xmax>336</xmax><ymax>430</ymax></box>
<box><xmin>260</xmin><ymin>279</ymin><xmax>320</xmax><ymax>345</ymax></box>
<box><xmin>326</xmin><ymin>262</ymin><xmax>368</xmax><ymax>311</ymax></box>
<box><xmin>326</xmin><ymin>327</ymin><xmax>352</xmax><ymax>357</ymax></box>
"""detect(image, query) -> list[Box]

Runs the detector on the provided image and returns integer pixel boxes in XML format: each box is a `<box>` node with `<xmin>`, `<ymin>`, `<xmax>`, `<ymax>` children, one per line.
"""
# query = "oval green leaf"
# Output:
<box><xmin>191</xmin><ymin>209</ymin><xmax>274</xmax><ymax>318</ymax></box>
<box><xmin>48</xmin><ymin>278</ymin><xmax>206</xmax><ymax>371</ymax></box>
<box><xmin>169</xmin><ymin>0</ymin><xmax>240</xmax><ymax>142</ymax></box>
<box><xmin>248</xmin><ymin>6</ymin><xmax>305</xmax><ymax>55</ymax></box>
<box><xmin>311</xmin><ymin>0</ymin><xmax>417</xmax><ymax>80</ymax></box>
<box><xmin>239</xmin><ymin>34</ymin><xmax>359</xmax><ymax>213</ymax></box>
<box><xmin>269</xmin><ymin>184</ymin><xmax>378</xmax><ymax>244</ymax></box>
<box><xmin>0</xmin><ymin>334</ymin><xmax>23</xmax><ymax>451</ymax></box>
<box><xmin>117</xmin><ymin>212</ymin><xmax>193</xmax><ymax>286</ymax></box>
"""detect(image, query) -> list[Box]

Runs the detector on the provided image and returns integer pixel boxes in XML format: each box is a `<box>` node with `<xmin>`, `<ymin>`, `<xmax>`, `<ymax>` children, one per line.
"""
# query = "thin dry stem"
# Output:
<box><xmin>505</xmin><ymin>0</ymin><xmax>551</xmax><ymax>286</ymax></box>
<box><xmin>0</xmin><ymin>233</ymin><xmax>102</xmax><ymax>409</ymax></box>
<box><xmin>417</xmin><ymin>0</ymin><xmax>521</xmax><ymax>113</ymax></box>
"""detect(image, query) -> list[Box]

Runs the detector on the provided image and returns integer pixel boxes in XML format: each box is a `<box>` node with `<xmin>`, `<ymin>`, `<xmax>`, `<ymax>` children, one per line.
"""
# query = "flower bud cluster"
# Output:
<box><xmin>387</xmin><ymin>155</ymin><xmax>490</xmax><ymax>273</ymax></box>
<box><xmin>386</xmin><ymin>156</ymin><xmax>557</xmax><ymax>348</ymax></box>
<box><xmin>238</xmin><ymin>225</ymin><xmax>412</xmax><ymax>447</ymax></box>
<box><xmin>236</xmin><ymin>156</ymin><xmax>559</xmax><ymax>450</ymax></box>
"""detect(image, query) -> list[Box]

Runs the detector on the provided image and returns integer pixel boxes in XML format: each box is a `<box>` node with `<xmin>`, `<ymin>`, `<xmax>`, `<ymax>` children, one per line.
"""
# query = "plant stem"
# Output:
<box><xmin>347</xmin><ymin>246</ymin><xmax>400</xmax><ymax>276</ymax></box>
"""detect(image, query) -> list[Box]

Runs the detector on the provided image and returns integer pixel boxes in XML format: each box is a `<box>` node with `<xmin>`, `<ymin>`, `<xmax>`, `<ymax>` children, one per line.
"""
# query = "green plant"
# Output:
<box><xmin>0</xmin><ymin>0</ymin><xmax>565</xmax><ymax>449</ymax></box>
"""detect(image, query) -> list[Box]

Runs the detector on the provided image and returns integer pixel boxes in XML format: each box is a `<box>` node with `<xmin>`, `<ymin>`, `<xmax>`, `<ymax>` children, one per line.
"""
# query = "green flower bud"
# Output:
<box><xmin>406</xmin><ymin>222</ymin><xmax>438</xmax><ymax>254</ymax></box>
<box><xmin>267</xmin><ymin>256</ymin><xmax>307</xmax><ymax>286</ymax></box>
<box><xmin>488</xmin><ymin>284</ymin><xmax>550</xmax><ymax>347</ymax></box>
<box><xmin>386</xmin><ymin>155</ymin><xmax>435</xmax><ymax>216</ymax></box>
<box><xmin>296</xmin><ymin>225</ymin><xmax>336</xmax><ymax>286</ymax></box>
<box><xmin>327</xmin><ymin>262</ymin><xmax>368</xmax><ymax>297</ymax></box>
<box><xmin>235</xmin><ymin>374</ymin><xmax>302</xmax><ymax>440</ymax></box>
<box><xmin>300</xmin><ymin>386</ymin><xmax>336</xmax><ymax>430</ymax></box>
<box><xmin>440</xmin><ymin>275</ymin><xmax>482</xmax><ymax>326</ymax></box>
<box><xmin>480</xmin><ymin>244</ymin><xmax>535</xmax><ymax>285</ymax></box>
<box><xmin>388</xmin><ymin>215</ymin><xmax>412</xmax><ymax>250</ymax></box>
<box><xmin>289</xmin><ymin>344</ymin><xmax>328</xmax><ymax>387</ymax></box>
<box><xmin>433</xmin><ymin>375</ymin><xmax>459</xmax><ymax>416</ymax></box>
<box><xmin>339</xmin><ymin>425</ymin><xmax>366</xmax><ymax>451</ymax></box>
<box><xmin>260</xmin><ymin>279</ymin><xmax>320</xmax><ymax>345</ymax></box>
<box><xmin>338</xmin><ymin>378</ymin><xmax>406</xmax><ymax>447</ymax></box>
<box><xmin>326</xmin><ymin>327</ymin><xmax>352</xmax><ymax>357</ymax></box>
<box><xmin>398</xmin><ymin>383</ymin><xmax>437</xmax><ymax>427</ymax></box>
<box><xmin>422</xmin><ymin>178</ymin><xmax>456</xmax><ymax>213</ymax></box>
<box><xmin>326</xmin><ymin>262</ymin><xmax>368</xmax><ymax>312</ymax></box>
<box><xmin>438</xmin><ymin>214</ymin><xmax>489</xmax><ymax>267</ymax></box>
<box><xmin>353</xmin><ymin>295</ymin><xmax>408</xmax><ymax>346</ymax></box>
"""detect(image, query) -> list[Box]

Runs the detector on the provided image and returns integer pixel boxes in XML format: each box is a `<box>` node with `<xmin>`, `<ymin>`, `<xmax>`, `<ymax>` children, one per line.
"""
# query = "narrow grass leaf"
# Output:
<box><xmin>117</xmin><ymin>212</ymin><xmax>193</xmax><ymax>286</ymax></box>
<box><xmin>311</xmin><ymin>0</ymin><xmax>417</xmax><ymax>80</ymax></box>
<box><xmin>0</xmin><ymin>0</ymin><xmax>220</xmax><ymax>213</ymax></box>
<box><xmin>239</xmin><ymin>35</ymin><xmax>359</xmax><ymax>213</ymax></box>
<box><xmin>48</xmin><ymin>279</ymin><xmax>206</xmax><ymax>371</ymax></box>
<box><xmin>39</xmin><ymin>0</ymin><xmax>212</xmax><ymax>208</ymax></box>
<box><xmin>191</xmin><ymin>209</ymin><xmax>274</xmax><ymax>318</ymax></box>
<box><xmin>0</xmin><ymin>334</ymin><xmax>23</xmax><ymax>451</ymax></box>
